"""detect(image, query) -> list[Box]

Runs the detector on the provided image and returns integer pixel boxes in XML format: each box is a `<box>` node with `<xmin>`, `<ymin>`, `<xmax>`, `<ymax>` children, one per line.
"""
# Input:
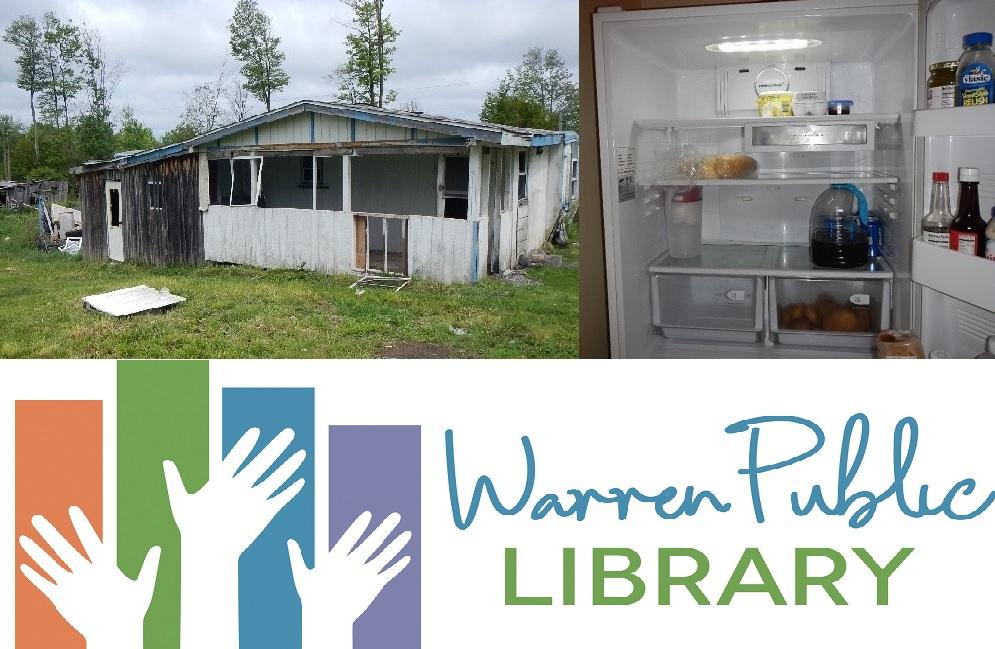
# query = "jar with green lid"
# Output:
<box><xmin>928</xmin><ymin>61</ymin><xmax>958</xmax><ymax>108</ymax></box>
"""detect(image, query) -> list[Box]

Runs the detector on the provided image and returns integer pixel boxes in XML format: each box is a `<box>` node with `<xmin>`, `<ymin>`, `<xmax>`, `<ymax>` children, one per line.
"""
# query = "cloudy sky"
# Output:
<box><xmin>0</xmin><ymin>0</ymin><xmax>578</xmax><ymax>136</ymax></box>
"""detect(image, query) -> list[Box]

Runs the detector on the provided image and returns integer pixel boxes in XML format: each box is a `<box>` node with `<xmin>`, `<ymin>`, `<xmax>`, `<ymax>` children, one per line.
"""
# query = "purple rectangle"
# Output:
<box><xmin>329</xmin><ymin>425</ymin><xmax>421</xmax><ymax>649</ymax></box>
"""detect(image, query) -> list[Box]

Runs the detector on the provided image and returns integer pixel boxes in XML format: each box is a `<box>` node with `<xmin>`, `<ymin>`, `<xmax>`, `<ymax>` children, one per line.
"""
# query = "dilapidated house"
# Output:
<box><xmin>71</xmin><ymin>101</ymin><xmax>578</xmax><ymax>283</ymax></box>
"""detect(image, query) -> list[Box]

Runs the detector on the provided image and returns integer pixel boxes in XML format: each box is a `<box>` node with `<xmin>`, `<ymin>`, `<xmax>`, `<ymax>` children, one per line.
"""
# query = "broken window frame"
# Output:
<box><xmin>517</xmin><ymin>151</ymin><xmax>529</xmax><ymax>205</ymax></box>
<box><xmin>571</xmin><ymin>158</ymin><xmax>579</xmax><ymax>199</ymax></box>
<box><xmin>148</xmin><ymin>180</ymin><xmax>164</xmax><ymax>212</ymax></box>
<box><xmin>229</xmin><ymin>156</ymin><xmax>264</xmax><ymax>207</ymax></box>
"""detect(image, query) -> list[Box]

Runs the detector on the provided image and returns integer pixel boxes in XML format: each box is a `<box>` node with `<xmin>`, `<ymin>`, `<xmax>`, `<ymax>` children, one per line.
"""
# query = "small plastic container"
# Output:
<box><xmin>791</xmin><ymin>91</ymin><xmax>828</xmax><ymax>116</ymax></box>
<box><xmin>827</xmin><ymin>99</ymin><xmax>854</xmax><ymax>115</ymax></box>
<box><xmin>666</xmin><ymin>186</ymin><xmax>703</xmax><ymax>259</ymax></box>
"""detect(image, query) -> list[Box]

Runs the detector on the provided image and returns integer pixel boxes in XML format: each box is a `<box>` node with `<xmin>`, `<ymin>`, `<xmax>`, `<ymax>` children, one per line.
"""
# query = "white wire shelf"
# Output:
<box><xmin>652</xmin><ymin>171</ymin><xmax>899</xmax><ymax>187</ymax></box>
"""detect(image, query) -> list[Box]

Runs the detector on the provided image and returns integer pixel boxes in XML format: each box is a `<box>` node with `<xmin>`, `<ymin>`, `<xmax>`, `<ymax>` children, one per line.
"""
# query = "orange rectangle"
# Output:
<box><xmin>15</xmin><ymin>401</ymin><xmax>102</xmax><ymax>649</ymax></box>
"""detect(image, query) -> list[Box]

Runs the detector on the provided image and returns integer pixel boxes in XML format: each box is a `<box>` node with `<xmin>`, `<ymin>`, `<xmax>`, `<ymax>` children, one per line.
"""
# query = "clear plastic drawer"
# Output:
<box><xmin>651</xmin><ymin>274</ymin><xmax>764</xmax><ymax>343</ymax></box>
<box><xmin>770</xmin><ymin>277</ymin><xmax>892</xmax><ymax>349</ymax></box>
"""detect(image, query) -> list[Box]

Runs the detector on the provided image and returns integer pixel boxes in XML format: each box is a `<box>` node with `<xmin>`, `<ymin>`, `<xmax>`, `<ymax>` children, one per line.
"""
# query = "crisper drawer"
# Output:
<box><xmin>770</xmin><ymin>277</ymin><xmax>892</xmax><ymax>349</ymax></box>
<box><xmin>651</xmin><ymin>274</ymin><xmax>764</xmax><ymax>343</ymax></box>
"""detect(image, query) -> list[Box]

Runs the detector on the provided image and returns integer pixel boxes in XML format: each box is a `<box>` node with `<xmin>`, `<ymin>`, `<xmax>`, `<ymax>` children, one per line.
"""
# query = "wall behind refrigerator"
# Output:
<box><xmin>580</xmin><ymin>0</ymin><xmax>803</xmax><ymax>358</ymax></box>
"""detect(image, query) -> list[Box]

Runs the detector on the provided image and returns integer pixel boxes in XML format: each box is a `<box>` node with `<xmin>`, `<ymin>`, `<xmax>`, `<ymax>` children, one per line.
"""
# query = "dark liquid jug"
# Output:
<box><xmin>810</xmin><ymin>183</ymin><xmax>869</xmax><ymax>269</ymax></box>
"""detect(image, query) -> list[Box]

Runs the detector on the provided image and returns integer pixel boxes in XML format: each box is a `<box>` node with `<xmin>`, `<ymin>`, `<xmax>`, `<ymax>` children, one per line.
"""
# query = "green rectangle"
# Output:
<box><xmin>118</xmin><ymin>360</ymin><xmax>209</xmax><ymax>649</ymax></box>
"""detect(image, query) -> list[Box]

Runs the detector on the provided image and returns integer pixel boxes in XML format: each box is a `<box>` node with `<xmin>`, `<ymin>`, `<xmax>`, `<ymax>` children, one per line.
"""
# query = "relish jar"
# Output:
<box><xmin>927</xmin><ymin>61</ymin><xmax>958</xmax><ymax>108</ymax></box>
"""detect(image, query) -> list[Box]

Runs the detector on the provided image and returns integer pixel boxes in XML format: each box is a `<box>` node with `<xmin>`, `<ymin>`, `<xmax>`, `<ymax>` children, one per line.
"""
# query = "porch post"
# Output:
<box><xmin>468</xmin><ymin>145</ymin><xmax>482</xmax><ymax>221</ymax></box>
<box><xmin>312</xmin><ymin>155</ymin><xmax>317</xmax><ymax>210</ymax></box>
<box><xmin>342</xmin><ymin>154</ymin><xmax>352</xmax><ymax>214</ymax></box>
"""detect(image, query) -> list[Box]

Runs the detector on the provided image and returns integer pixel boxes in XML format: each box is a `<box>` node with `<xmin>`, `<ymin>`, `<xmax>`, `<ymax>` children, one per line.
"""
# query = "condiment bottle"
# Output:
<box><xmin>922</xmin><ymin>171</ymin><xmax>953</xmax><ymax>247</ymax></box>
<box><xmin>986</xmin><ymin>207</ymin><xmax>995</xmax><ymax>261</ymax></box>
<box><xmin>950</xmin><ymin>167</ymin><xmax>986</xmax><ymax>256</ymax></box>
<box><xmin>956</xmin><ymin>32</ymin><xmax>995</xmax><ymax>106</ymax></box>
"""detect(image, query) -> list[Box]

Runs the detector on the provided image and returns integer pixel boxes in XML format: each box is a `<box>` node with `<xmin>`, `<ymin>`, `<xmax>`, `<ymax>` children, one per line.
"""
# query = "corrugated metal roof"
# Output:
<box><xmin>73</xmin><ymin>100</ymin><xmax>578</xmax><ymax>174</ymax></box>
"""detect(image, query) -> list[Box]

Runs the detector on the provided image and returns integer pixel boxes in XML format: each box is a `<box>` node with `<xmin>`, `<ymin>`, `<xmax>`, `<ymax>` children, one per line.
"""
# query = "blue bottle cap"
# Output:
<box><xmin>963</xmin><ymin>32</ymin><xmax>993</xmax><ymax>48</ymax></box>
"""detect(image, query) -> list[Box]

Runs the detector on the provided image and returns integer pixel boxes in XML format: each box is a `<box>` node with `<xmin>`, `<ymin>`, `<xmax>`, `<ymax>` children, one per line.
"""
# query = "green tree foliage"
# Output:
<box><xmin>76</xmin><ymin>112</ymin><xmax>115</xmax><ymax>161</ymax></box>
<box><xmin>482</xmin><ymin>47</ymin><xmax>579</xmax><ymax>131</ymax></box>
<box><xmin>10</xmin><ymin>124</ymin><xmax>78</xmax><ymax>180</ymax></box>
<box><xmin>0</xmin><ymin>115</ymin><xmax>25</xmax><ymax>179</ymax></box>
<box><xmin>160</xmin><ymin>123</ymin><xmax>199</xmax><ymax>147</ymax></box>
<box><xmin>333</xmin><ymin>0</ymin><xmax>399</xmax><ymax>107</ymax></box>
<box><xmin>115</xmin><ymin>106</ymin><xmax>158</xmax><ymax>153</ymax></box>
<box><xmin>4</xmin><ymin>15</ymin><xmax>45</xmax><ymax>160</ymax></box>
<box><xmin>228</xmin><ymin>0</ymin><xmax>290</xmax><ymax>111</ymax></box>
<box><xmin>480</xmin><ymin>81</ymin><xmax>558</xmax><ymax>130</ymax></box>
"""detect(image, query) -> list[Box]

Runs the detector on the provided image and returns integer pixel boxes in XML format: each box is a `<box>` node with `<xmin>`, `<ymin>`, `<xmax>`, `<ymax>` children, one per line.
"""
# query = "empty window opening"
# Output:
<box><xmin>148</xmin><ymin>180</ymin><xmax>163</xmax><ymax>211</ymax></box>
<box><xmin>517</xmin><ymin>151</ymin><xmax>529</xmax><ymax>203</ymax></box>
<box><xmin>230</xmin><ymin>157</ymin><xmax>263</xmax><ymax>206</ymax></box>
<box><xmin>442</xmin><ymin>156</ymin><xmax>469</xmax><ymax>219</ymax></box>
<box><xmin>300</xmin><ymin>157</ymin><xmax>326</xmax><ymax>188</ymax></box>
<box><xmin>109</xmin><ymin>188</ymin><xmax>121</xmax><ymax>227</ymax></box>
<box><xmin>355</xmin><ymin>214</ymin><xmax>408</xmax><ymax>275</ymax></box>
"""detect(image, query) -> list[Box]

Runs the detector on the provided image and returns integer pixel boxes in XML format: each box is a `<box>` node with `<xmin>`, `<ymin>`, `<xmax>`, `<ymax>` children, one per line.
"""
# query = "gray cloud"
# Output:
<box><xmin>0</xmin><ymin>0</ymin><xmax>579</xmax><ymax>135</ymax></box>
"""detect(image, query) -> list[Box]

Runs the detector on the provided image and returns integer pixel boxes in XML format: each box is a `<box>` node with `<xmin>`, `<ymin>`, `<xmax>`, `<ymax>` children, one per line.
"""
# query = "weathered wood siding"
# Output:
<box><xmin>219</xmin><ymin>111</ymin><xmax>452</xmax><ymax>148</ymax></box>
<box><xmin>122</xmin><ymin>154</ymin><xmax>203</xmax><ymax>266</ymax></box>
<box><xmin>203</xmin><ymin>205</ymin><xmax>481</xmax><ymax>283</ymax></box>
<box><xmin>80</xmin><ymin>171</ymin><xmax>107</xmax><ymax>261</ymax></box>
<box><xmin>203</xmin><ymin>206</ymin><xmax>353</xmax><ymax>273</ymax></box>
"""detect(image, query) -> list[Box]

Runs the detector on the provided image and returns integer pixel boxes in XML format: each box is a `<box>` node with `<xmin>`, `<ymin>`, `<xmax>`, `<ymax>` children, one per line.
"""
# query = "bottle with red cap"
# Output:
<box><xmin>922</xmin><ymin>171</ymin><xmax>953</xmax><ymax>248</ymax></box>
<box><xmin>949</xmin><ymin>167</ymin><xmax>987</xmax><ymax>256</ymax></box>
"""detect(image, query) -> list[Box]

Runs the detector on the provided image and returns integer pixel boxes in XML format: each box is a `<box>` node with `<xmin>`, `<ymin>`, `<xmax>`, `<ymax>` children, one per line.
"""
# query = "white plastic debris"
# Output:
<box><xmin>83</xmin><ymin>285</ymin><xmax>186</xmax><ymax>317</ymax></box>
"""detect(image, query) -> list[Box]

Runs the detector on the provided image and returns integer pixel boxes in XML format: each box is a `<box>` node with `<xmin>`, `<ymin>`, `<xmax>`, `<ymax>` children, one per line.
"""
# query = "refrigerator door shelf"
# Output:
<box><xmin>912</xmin><ymin>238</ymin><xmax>995</xmax><ymax>313</ymax></box>
<box><xmin>914</xmin><ymin>104</ymin><xmax>995</xmax><ymax>138</ymax></box>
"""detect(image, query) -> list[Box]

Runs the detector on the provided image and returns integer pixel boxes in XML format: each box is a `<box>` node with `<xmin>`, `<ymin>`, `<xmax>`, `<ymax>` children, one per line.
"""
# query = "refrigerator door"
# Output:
<box><xmin>911</xmin><ymin>0</ymin><xmax>995</xmax><ymax>358</ymax></box>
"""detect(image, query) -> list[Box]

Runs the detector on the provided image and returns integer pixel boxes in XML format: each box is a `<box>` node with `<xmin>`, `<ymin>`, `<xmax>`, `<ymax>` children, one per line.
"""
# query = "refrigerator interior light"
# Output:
<box><xmin>705</xmin><ymin>38</ymin><xmax>823</xmax><ymax>53</ymax></box>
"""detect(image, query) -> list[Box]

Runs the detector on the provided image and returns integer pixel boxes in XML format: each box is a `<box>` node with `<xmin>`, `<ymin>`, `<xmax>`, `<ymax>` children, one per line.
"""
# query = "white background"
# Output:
<box><xmin>4</xmin><ymin>360</ymin><xmax>995</xmax><ymax>647</ymax></box>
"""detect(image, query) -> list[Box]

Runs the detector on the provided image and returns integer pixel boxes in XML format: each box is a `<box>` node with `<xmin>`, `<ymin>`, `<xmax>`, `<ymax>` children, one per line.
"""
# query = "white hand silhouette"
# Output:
<box><xmin>19</xmin><ymin>506</ymin><xmax>161</xmax><ymax>649</ymax></box>
<box><xmin>164</xmin><ymin>426</ymin><xmax>306</xmax><ymax>557</ymax></box>
<box><xmin>164</xmin><ymin>426</ymin><xmax>307</xmax><ymax>649</ymax></box>
<box><xmin>289</xmin><ymin>511</ymin><xmax>412</xmax><ymax>649</ymax></box>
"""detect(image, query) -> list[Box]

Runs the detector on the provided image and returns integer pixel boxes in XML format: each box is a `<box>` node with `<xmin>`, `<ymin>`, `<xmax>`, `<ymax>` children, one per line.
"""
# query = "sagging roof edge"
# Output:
<box><xmin>71</xmin><ymin>101</ymin><xmax>577</xmax><ymax>175</ymax></box>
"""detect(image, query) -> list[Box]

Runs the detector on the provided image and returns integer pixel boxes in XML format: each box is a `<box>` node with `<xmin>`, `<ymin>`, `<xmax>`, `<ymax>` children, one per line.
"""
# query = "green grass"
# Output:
<box><xmin>0</xmin><ymin>209</ymin><xmax>578</xmax><ymax>358</ymax></box>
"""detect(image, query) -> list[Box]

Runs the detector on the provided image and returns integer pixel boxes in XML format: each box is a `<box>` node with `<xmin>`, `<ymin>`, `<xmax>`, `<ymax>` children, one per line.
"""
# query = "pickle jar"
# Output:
<box><xmin>927</xmin><ymin>61</ymin><xmax>958</xmax><ymax>109</ymax></box>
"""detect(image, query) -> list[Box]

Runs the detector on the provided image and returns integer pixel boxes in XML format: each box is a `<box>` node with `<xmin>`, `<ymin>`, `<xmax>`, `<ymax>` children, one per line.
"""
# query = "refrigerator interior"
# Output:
<box><xmin>596</xmin><ymin>0</ymin><xmax>920</xmax><ymax>358</ymax></box>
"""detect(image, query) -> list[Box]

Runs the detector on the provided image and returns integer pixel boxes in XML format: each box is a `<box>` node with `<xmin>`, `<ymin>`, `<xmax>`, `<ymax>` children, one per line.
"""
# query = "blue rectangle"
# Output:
<box><xmin>222</xmin><ymin>388</ymin><xmax>314</xmax><ymax>649</ymax></box>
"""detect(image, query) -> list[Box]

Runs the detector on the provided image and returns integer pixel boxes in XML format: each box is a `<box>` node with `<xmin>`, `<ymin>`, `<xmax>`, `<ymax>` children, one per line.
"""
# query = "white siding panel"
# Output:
<box><xmin>204</xmin><ymin>205</ymin><xmax>354</xmax><ymax>274</ymax></box>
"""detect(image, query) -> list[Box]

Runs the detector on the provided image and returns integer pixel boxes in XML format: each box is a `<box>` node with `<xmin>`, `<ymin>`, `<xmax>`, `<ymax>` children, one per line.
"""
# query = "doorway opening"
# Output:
<box><xmin>109</xmin><ymin>188</ymin><xmax>121</xmax><ymax>227</ymax></box>
<box><xmin>354</xmin><ymin>214</ymin><xmax>409</xmax><ymax>276</ymax></box>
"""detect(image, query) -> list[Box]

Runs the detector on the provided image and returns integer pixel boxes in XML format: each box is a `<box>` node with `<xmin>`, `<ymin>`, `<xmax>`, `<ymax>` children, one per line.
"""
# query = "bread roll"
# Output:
<box><xmin>678</xmin><ymin>154</ymin><xmax>758</xmax><ymax>179</ymax></box>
